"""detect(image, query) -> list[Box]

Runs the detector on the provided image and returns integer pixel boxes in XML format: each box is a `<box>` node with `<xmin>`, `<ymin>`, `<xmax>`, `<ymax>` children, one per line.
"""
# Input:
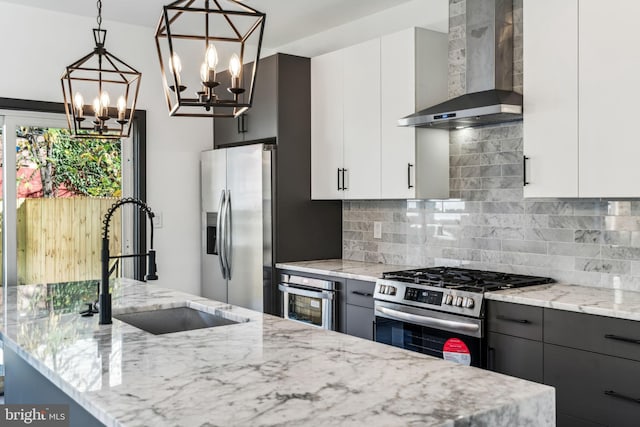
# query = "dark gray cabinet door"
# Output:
<box><xmin>346</xmin><ymin>304</ymin><xmax>374</xmax><ymax>340</ymax></box>
<box><xmin>545</xmin><ymin>343</ymin><xmax>640</xmax><ymax>427</ymax></box>
<box><xmin>487</xmin><ymin>332</ymin><xmax>543</xmax><ymax>383</ymax></box>
<box><xmin>545</xmin><ymin>308</ymin><xmax>640</xmax><ymax>362</ymax></box>
<box><xmin>487</xmin><ymin>300</ymin><xmax>543</xmax><ymax>340</ymax></box>
<box><xmin>241</xmin><ymin>58</ymin><xmax>277</xmax><ymax>142</ymax></box>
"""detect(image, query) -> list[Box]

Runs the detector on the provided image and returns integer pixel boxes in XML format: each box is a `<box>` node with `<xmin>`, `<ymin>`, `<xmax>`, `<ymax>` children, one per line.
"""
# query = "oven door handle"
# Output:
<box><xmin>375</xmin><ymin>306</ymin><xmax>480</xmax><ymax>333</ymax></box>
<box><xmin>278</xmin><ymin>284</ymin><xmax>334</xmax><ymax>300</ymax></box>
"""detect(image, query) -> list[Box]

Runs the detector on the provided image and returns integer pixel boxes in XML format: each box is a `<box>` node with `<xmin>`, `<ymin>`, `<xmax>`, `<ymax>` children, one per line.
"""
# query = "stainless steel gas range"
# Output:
<box><xmin>374</xmin><ymin>267</ymin><xmax>553</xmax><ymax>368</ymax></box>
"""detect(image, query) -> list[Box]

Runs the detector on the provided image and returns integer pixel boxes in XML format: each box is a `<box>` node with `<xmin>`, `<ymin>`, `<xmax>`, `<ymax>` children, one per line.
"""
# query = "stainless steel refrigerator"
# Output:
<box><xmin>201</xmin><ymin>144</ymin><xmax>271</xmax><ymax>312</ymax></box>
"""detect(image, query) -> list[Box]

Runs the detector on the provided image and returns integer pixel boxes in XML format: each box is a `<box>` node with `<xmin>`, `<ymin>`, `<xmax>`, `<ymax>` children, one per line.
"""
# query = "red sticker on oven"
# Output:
<box><xmin>442</xmin><ymin>338</ymin><xmax>471</xmax><ymax>366</ymax></box>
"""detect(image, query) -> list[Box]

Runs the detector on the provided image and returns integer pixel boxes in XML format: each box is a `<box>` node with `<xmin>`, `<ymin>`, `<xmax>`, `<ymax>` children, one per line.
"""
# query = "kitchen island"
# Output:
<box><xmin>1</xmin><ymin>279</ymin><xmax>554</xmax><ymax>426</ymax></box>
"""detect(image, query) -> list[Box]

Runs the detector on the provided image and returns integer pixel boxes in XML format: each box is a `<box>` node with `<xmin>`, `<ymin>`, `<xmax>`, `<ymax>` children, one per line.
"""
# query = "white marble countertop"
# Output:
<box><xmin>1</xmin><ymin>278</ymin><xmax>555</xmax><ymax>426</ymax></box>
<box><xmin>487</xmin><ymin>283</ymin><xmax>640</xmax><ymax>322</ymax></box>
<box><xmin>276</xmin><ymin>259</ymin><xmax>409</xmax><ymax>282</ymax></box>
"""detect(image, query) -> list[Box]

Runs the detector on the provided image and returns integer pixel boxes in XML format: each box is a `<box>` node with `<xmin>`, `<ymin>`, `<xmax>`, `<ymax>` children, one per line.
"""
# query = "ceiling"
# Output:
<box><xmin>0</xmin><ymin>0</ymin><xmax>437</xmax><ymax>49</ymax></box>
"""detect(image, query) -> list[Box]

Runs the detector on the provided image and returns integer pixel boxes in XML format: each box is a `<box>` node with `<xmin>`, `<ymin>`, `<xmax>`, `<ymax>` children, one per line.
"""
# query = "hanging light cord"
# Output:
<box><xmin>96</xmin><ymin>0</ymin><xmax>102</xmax><ymax>30</ymax></box>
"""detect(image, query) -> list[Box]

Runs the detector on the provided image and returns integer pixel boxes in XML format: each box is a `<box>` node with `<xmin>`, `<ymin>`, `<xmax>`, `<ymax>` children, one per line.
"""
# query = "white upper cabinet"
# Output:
<box><xmin>524</xmin><ymin>0</ymin><xmax>640</xmax><ymax>198</ymax></box>
<box><xmin>343</xmin><ymin>39</ymin><xmax>381</xmax><ymax>199</ymax></box>
<box><xmin>523</xmin><ymin>0</ymin><xmax>578</xmax><ymax>198</ymax></box>
<box><xmin>312</xmin><ymin>27</ymin><xmax>448</xmax><ymax>200</ymax></box>
<box><xmin>311</xmin><ymin>49</ymin><xmax>344</xmax><ymax>199</ymax></box>
<box><xmin>578</xmin><ymin>0</ymin><xmax>640</xmax><ymax>197</ymax></box>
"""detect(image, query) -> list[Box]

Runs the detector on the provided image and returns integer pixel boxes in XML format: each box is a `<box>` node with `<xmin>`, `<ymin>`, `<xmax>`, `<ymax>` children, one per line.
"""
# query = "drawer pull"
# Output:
<box><xmin>604</xmin><ymin>390</ymin><xmax>640</xmax><ymax>405</ymax></box>
<box><xmin>496</xmin><ymin>315</ymin><xmax>530</xmax><ymax>324</ymax></box>
<box><xmin>605</xmin><ymin>334</ymin><xmax>640</xmax><ymax>345</ymax></box>
<box><xmin>352</xmin><ymin>290</ymin><xmax>373</xmax><ymax>297</ymax></box>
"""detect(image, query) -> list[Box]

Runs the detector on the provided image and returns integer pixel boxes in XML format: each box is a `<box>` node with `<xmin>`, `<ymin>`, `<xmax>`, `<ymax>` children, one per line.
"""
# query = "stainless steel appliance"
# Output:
<box><xmin>279</xmin><ymin>274</ymin><xmax>336</xmax><ymax>330</ymax></box>
<box><xmin>201</xmin><ymin>145</ymin><xmax>270</xmax><ymax>311</ymax></box>
<box><xmin>374</xmin><ymin>267</ymin><xmax>553</xmax><ymax>367</ymax></box>
<box><xmin>201</xmin><ymin>144</ymin><xmax>342</xmax><ymax>313</ymax></box>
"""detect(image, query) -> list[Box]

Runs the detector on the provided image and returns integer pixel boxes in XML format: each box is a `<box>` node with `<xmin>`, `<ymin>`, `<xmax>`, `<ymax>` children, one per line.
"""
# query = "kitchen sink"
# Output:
<box><xmin>114</xmin><ymin>306</ymin><xmax>247</xmax><ymax>335</ymax></box>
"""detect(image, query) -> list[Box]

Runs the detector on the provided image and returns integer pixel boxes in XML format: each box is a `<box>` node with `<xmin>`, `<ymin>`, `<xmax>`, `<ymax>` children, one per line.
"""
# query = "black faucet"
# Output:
<box><xmin>99</xmin><ymin>197</ymin><xmax>158</xmax><ymax>325</ymax></box>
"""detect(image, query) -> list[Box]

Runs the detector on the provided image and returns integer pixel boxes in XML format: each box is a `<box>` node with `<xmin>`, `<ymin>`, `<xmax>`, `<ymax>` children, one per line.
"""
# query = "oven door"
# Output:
<box><xmin>374</xmin><ymin>301</ymin><xmax>485</xmax><ymax>367</ymax></box>
<box><xmin>278</xmin><ymin>283</ymin><xmax>334</xmax><ymax>330</ymax></box>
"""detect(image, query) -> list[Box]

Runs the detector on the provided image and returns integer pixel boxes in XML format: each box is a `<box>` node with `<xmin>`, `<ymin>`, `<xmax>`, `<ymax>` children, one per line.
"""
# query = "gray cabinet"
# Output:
<box><xmin>486</xmin><ymin>301</ymin><xmax>544</xmax><ymax>383</ymax></box>
<box><xmin>544</xmin><ymin>308</ymin><xmax>640</xmax><ymax>426</ymax></box>
<box><xmin>213</xmin><ymin>55</ymin><xmax>281</xmax><ymax>147</ymax></box>
<box><xmin>345</xmin><ymin>279</ymin><xmax>375</xmax><ymax>340</ymax></box>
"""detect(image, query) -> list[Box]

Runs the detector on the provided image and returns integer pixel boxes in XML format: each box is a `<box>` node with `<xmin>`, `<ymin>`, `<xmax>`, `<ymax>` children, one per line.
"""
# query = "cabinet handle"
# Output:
<box><xmin>407</xmin><ymin>163</ymin><xmax>414</xmax><ymax>189</ymax></box>
<box><xmin>337</xmin><ymin>168</ymin><xmax>342</xmax><ymax>191</ymax></box>
<box><xmin>604</xmin><ymin>390</ymin><xmax>640</xmax><ymax>405</ymax></box>
<box><xmin>523</xmin><ymin>155</ymin><xmax>530</xmax><ymax>186</ymax></box>
<box><xmin>342</xmin><ymin>169</ymin><xmax>348</xmax><ymax>190</ymax></box>
<box><xmin>237</xmin><ymin>114</ymin><xmax>248</xmax><ymax>133</ymax></box>
<box><xmin>496</xmin><ymin>314</ymin><xmax>530</xmax><ymax>324</ymax></box>
<box><xmin>351</xmin><ymin>290</ymin><xmax>373</xmax><ymax>297</ymax></box>
<box><xmin>604</xmin><ymin>334</ymin><xmax>640</xmax><ymax>345</ymax></box>
<box><xmin>488</xmin><ymin>347</ymin><xmax>496</xmax><ymax>371</ymax></box>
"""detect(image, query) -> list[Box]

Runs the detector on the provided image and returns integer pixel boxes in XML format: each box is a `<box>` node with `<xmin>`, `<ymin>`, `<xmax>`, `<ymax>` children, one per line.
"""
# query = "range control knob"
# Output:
<box><xmin>379</xmin><ymin>285</ymin><xmax>387</xmax><ymax>294</ymax></box>
<box><xmin>443</xmin><ymin>294</ymin><xmax>453</xmax><ymax>305</ymax></box>
<box><xmin>454</xmin><ymin>296</ymin><xmax>464</xmax><ymax>307</ymax></box>
<box><xmin>388</xmin><ymin>286</ymin><xmax>396</xmax><ymax>296</ymax></box>
<box><xmin>463</xmin><ymin>297</ymin><xmax>475</xmax><ymax>309</ymax></box>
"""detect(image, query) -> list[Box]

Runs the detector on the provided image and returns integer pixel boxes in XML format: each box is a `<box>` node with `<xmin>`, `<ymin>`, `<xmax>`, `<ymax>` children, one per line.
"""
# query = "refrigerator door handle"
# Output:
<box><xmin>225</xmin><ymin>190</ymin><xmax>233</xmax><ymax>279</ymax></box>
<box><xmin>218</xmin><ymin>190</ymin><xmax>228</xmax><ymax>279</ymax></box>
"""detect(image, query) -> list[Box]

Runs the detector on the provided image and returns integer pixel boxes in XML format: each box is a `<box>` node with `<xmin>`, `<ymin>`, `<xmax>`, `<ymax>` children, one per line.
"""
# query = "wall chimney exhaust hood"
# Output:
<box><xmin>399</xmin><ymin>0</ymin><xmax>522</xmax><ymax>130</ymax></box>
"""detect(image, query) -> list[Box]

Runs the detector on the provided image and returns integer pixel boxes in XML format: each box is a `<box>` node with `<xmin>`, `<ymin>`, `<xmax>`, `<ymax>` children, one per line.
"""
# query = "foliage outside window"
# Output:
<box><xmin>16</xmin><ymin>127</ymin><xmax>121</xmax><ymax>198</ymax></box>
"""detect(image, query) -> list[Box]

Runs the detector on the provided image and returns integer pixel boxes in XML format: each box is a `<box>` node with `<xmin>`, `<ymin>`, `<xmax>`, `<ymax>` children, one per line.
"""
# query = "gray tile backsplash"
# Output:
<box><xmin>342</xmin><ymin>0</ymin><xmax>640</xmax><ymax>291</ymax></box>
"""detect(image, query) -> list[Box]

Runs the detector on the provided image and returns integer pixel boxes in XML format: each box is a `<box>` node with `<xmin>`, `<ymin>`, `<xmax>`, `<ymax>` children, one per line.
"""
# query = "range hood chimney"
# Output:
<box><xmin>399</xmin><ymin>0</ymin><xmax>522</xmax><ymax>129</ymax></box>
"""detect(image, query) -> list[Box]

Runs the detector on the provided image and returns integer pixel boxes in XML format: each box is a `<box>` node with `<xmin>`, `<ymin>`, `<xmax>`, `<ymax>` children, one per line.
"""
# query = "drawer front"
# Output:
<box><xmin>544</xmin><ymin>343</ymin><xmax>640</xmax><ymax>427</ymax></box>
<box><xmin>544</xmin><ymin>308</ymin><xmax>640</xmax><ymax>362</ymax></box>
<box><xmin>346</xmin><ymin>304</ymin><xmax>374</xmax><ymax>340</ymax></box>
<box><xmin>345</xmin><ymin>279</ymin><xmax>375</xmax><ymax>308</ymax></box>
<box><xmin>487</xmin><ymin>301</ymin><xmax>543</xmax><ymax>340</ymax></box>
<box><xmin>487</xmin><ymin>332</ymin><xmax>543</xmax><ymax>383</ymax></box>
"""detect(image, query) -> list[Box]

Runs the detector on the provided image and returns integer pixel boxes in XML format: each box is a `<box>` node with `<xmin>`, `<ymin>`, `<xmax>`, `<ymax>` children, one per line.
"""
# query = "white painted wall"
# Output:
<box><xmin>0</xmin><ymin>2</ymin><xmax>212</xmax><ymax>295</ymax></box>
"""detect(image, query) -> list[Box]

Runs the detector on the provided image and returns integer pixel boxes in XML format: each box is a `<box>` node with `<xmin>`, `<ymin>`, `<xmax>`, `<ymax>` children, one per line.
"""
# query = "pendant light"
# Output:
<box><xmin>61</xmin><ymin>0</ymin><xmax>142</xmax><ymax>139</ymax></box>
<box><xmin>154</xmin><ymin>0</ymin><xmax>266</xmax><ymax>118</ymax></box>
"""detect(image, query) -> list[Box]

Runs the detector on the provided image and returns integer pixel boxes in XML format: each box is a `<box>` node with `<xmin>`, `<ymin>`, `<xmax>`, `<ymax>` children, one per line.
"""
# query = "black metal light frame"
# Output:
<box><xmin>61</xmin><ymin>0</ymin><xmax>142</xmax><ymax>139</ymax></box>
<box><xmin>155</xmin><ymin>0</ymin><xmax>266</xmax><ymax>118</ymax></box>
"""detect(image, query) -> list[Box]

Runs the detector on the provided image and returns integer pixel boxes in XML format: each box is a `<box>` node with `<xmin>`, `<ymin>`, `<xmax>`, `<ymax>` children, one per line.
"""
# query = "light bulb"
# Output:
<box><xmin>74</xmin><ymin>92</ymin><xmax>84</xmax><ymax>110</ymax></box>
<box><xmin>229</xmin><ymin>54</ymin><xmax>241</xmax><ymax>78</ymax></box>
<box><xmin>74</xmin><ymin>92</ymin><xmax>84</xmax><ymax>118</ymax></box>
<box><xmin>170</xmin><ymin>53</ymin><xmax>182</xmax><ymax>74</ymax></box>
<box><xmin>205</xmin><ymin>43</ymin><xmax>218</xmax><ymax>70</ymax></box>
<box><xmin>200</xmin><ymin>62</ymin><xmax>208</xmax><ymax>83</ymax></box>
<box><xmin>93</xmin><ymin>97</ymin><xmax>100</xmax><ymax>117</ymax></box>
<box><xmin>100</xmin><ymin>91</ymin><xmax>110</xmax><ymax>109</ymax></box>
<box><xmin>117</xmin><ymin>96</ymin><xmax>126</xmax><ymax>121</ymax></box>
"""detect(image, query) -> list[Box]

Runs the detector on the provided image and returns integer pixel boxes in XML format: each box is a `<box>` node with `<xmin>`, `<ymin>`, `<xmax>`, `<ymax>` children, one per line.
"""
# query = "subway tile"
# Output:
<box><xmin>343</xmin><ymin>221</ymin><xmax>372</xmax><ymax>232</ymax></box>
<box><xmin>575</xmin><ymin>258</ymin><xmax>630</xmax><ymax>275</ymax></box>
<box><xmin>523</xmin><ymin>214</ymin><xmax>549</xmax><ymax>228</ymax></box>
<box><xmin>460</xmin><ymin>165</ymin><xmax>502</xmax><ymax>178</ymax></box>
<box><xmin>442</xmin><ymin>248</ymin><xmax>482</xmax><ymax>262</ymax></box>
<box><xmin>459</xmin><ymin>140</ymin><xmax>502</xmax><ymax>154</ymax></box>
<box><xmin>548</xmin><ymin>216</ymin><xmax>603</xmax><ymax>230</ymax></box>
<box><xmin>607</xmin><ymin>201</ymin><xmax>631</xmax><ymax>216</ymax></box>
<box><xmin>604</xmin><ymin>216</ymin><xmax>640</xmax><ymax>231</ymax></box>
<box><xmin>485</xmin><ymin>151</ymin><xmax>521</xmax><ymax>165</ymax></box>
<box><xmin>525</xmin><ymin>201</ymin><xmax>574</xmax><ymax>215</ymax></box>
<box><xmin>604</xmin><ymin>230</ymin><xmax>632</xmax><ymax>246</ymax></box>
<box><xmin>482</xmin><ymin>202</ymin><xmax>524</xmax><ymax>214</ymax></box>
<box><xmin>572</xmin><ymin>200</ymin><xmax>608</xmax><ymax>215</ymax></box>
<box><xmin>343</xmin><ymin>250</ymin><xmax>365</xmax><ymax>262</ymax></box>
<box><xmin>601</xmin><ymin>245</ymin><xmax>640</xmax><ymax>260</ymax></box>
<box><xmin>450</xmin><ymin>166</ymin><xmax>461</xmax><ymax>179</ymax></box>
<box><xmin>459</xmin><ymin>237</ymin><xmax>502</xmax><ymax>251</ymax></box>
<box><xmin>343</xmin><ymin>231</ymin><xmax>363</xmax><ymax>241</ymax></box>
<box><xmin>501</xmin><ymin>239</ymin><xmax>547</xmax><ymax>254</ymax></box>
<box><xmin>478</xmin><ymin>226</ymin><xmax>524</xmax><ymax>240</ymax></box>
<box><xmin>443</xmin><ymin>200</ymin><xmax>481</xmax><ymax>213</ymax></box>
<box><xmin>481</xmin><ymin>176</ymin><xmax>523</xmax><ymax>189</ymax></box>
<box><xmin>501</xmin><ymin>163</ymin><xmax>523</xmax><ymax>177</ymax></box>
<box><xmin>548</xmin><ymin>242</ymin><xmax>600</xmax><ymax>257</ymax></box>
<box><xmin>500</xmin><ymin>138</ymin><xmax>523</xmax><ymax>152</ymax></box>
<box><xmin>525</xmin><ymin>228</ymin><xmax>574</xmax><ymax>242</ymax></box>
<box><xmin>381</xmin><ymin>233</ymin><xmax>407</xmax><ymax>244</ymax></box>
<box><xmin>575</xmin><ymin>230</ymin><xmax>602</xmax><ymax>244</ymax></box>
<box><xmin>501</xmin><ymin>252</ymin><xmax>574</xmax><ymax>270</ymax></box>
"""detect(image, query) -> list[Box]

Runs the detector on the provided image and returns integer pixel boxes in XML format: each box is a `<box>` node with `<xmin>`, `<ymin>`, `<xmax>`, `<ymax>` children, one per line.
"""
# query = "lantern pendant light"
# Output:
<box><xmin>155</xmin><ymin>0</ymin><xmax>266</xmax><ymax>118</ymax></box>
<box><xmin>61</xmin><ymin>0</ymin><xmax>142</xmax><ymax>139</ymax></box>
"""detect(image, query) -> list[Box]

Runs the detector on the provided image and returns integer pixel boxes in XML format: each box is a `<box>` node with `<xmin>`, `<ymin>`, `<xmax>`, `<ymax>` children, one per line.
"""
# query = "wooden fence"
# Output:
<box><xmin>16</xmin><ymin>197</ymin><xmax>121</xmax><ymax>285</ymax></box>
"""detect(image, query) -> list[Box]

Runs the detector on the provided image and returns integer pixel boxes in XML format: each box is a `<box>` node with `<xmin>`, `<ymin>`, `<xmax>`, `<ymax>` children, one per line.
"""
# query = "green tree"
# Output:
<box><xmin>16</xmin><ymin>127</ymin><xmax>121</xmax><ymax>198</ymax></box>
